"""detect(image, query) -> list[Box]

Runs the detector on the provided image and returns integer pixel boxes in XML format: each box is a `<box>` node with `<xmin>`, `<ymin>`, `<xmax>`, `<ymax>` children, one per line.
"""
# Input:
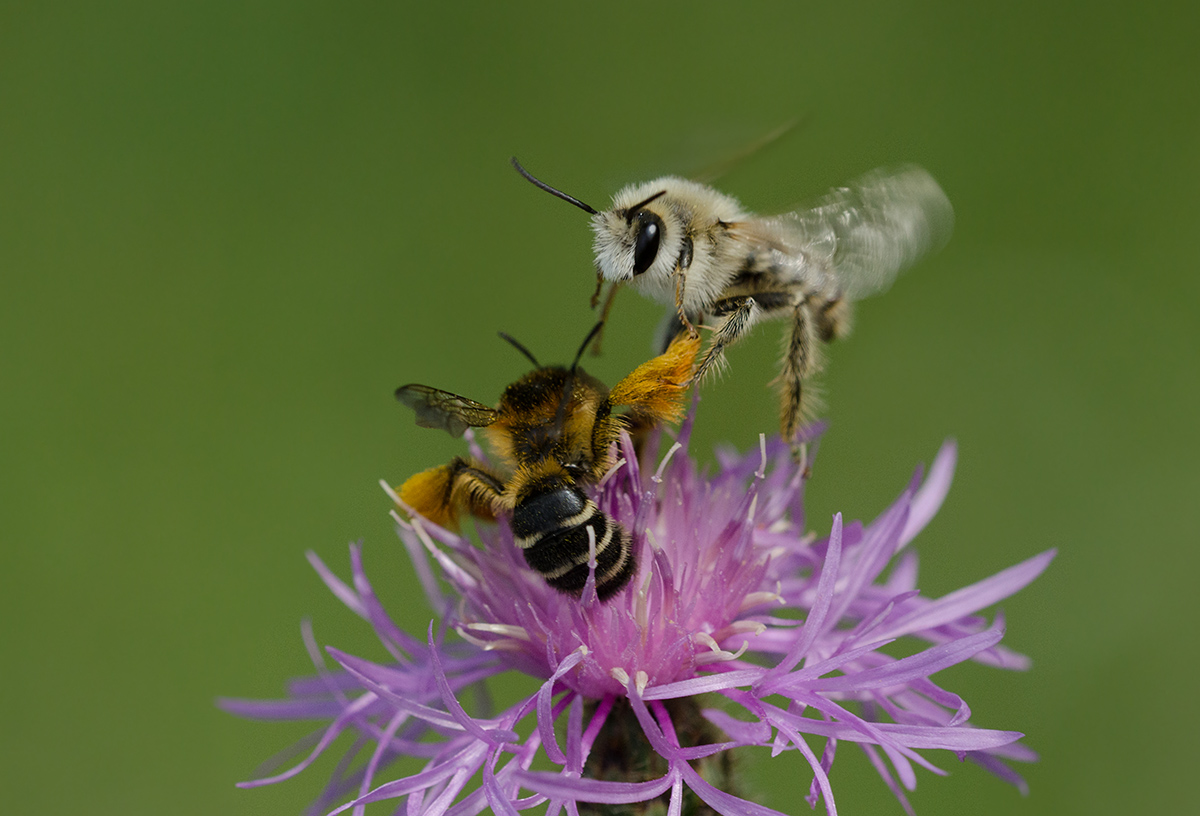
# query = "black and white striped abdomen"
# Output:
<box><xmin>511</xmin><ymin>482</ymin><xmax>635</xmax><ymax>600</ymax></box>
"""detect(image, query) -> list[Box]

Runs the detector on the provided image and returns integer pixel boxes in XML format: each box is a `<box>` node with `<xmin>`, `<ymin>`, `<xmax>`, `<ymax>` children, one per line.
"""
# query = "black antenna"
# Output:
<box><xmin>623</xmin><ymin>189</ymin><xmax>668</xmax><ymax>223</ymax></box>
<box><xmin>498</xmin><ymin>332</ymin><xmax>541</xmax><ymax>368</ymax></box>
<box><xmin>571</xmin><ymin>322</ymin><xmax>604</xmax><ymax>372</ymax></box>
<box><xmin>511</xmin><ymin>157</ymin><xmax>599</xmax><ymax>215</ymax></box>
<box><xmin>549</xmin><ymin>322</ymin><xmax>604</xmax><ymax>438</ymax></box>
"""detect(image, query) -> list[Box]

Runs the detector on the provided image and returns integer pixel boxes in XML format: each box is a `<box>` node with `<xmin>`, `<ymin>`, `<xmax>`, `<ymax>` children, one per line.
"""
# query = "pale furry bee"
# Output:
<box><xmin>394</xmin><ymin>327</ymin><xmax>699</xmax><ymax>601</ymax></box>
<box><xmin>511</xmin><ymin>159</ymin><xmax>953</xmax><ymax>455</ymax></box>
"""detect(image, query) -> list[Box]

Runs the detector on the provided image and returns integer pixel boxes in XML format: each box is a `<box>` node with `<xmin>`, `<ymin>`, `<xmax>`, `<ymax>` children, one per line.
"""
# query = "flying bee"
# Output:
<box><xmin>394</xmin><ymin>326</ymin><xmax>700</xmax><ymax>601</ymax></box>
<box><xmin>511</xmin><ymin>158</ymin><xmax>954</xmax><ymax>456</ymax></box>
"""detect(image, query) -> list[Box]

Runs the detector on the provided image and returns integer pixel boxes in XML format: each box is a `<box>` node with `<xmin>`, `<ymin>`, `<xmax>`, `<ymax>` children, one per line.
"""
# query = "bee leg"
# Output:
<box><xmin>445</xmin><ymin>457</ymin><xmax>509</xmax><ymax>520</ymax></box>
<box><xmin>780</xmin><ymin>299</ymin><xmax>822</xmax><ymax>461</ymax></box>
<box><xmin>816</xmin><ymin>295</ymin><xmax>852</xmax><ymax>341</ymax></box>
<box><xmin>673</xmin><ymin>268</ymin><xmax>698</xmax><ymax>337</ymax></box>
<box><xmin>652</xmin><ymin>309</ymin><xmax>692</xmax><ymax>354</ymax></box>
<box><xmin>398</xmin><ymin>457</ymin><xmax>505</xmax><ymax>529</ymax></box>
<box><xmin>589</xmin><ymin>282</ymin><xmax>621</xmax><ymax>356</ymax></box>
<box><xmin>589</xmin><ymin>269</ymin><xmax>605</xmax><ymax>309</ymax></box>
<box><xmin>692</xmin><ymin>296</ymin><xmax>761</xmax><ymax>383</ymax></box>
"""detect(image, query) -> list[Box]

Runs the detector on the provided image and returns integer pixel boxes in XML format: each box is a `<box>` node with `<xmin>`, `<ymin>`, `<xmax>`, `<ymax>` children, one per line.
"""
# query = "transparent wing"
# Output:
<box><xmin>752</xmin><ymin>165</ymin><xmax>954</xmax><ymax>300</ymax></box>
<box><xmin>395</xmin><ymin>384</ymin><xmax>497</xmax><ymax>438</ymax></box>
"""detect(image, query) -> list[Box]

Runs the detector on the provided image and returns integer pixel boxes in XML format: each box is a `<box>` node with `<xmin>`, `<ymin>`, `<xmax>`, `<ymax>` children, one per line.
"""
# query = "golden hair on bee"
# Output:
<box><xmin>394</xmin><ymin>326</ymin><xmax>700</xmax><ymax>601</ymax></box>
<box><xmin>512</xmin><ymin>157</ymin><xmax>953</xmax><ymax>458</ymax></box>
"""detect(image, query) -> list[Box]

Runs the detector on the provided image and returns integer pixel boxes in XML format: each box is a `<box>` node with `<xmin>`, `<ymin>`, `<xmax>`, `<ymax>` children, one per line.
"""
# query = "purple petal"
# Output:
<box><xmin>796</xmin><ymin>720</ymin><xmax>1023</xmax><ymax>751</ymax></box>
<box><xmin>642</xmin><ymin>669</ymin><xmax>765</xmax><ymax>701</ymax></box>
<box><xmin>899</xmin><ymin>440</ymin><xmax>956</xmax><ymax>547</ymax></box>
<box><xmin>800</xmin><ymin>624</ymin><xmax>1005</xmax><ymax>693</ymax></box>
<box><xmin>564</xmin><ymin>694</ymin><xmax>585</xmax><ymax>773</ymax></box>
<box><xmin>760</xmin><ymin>513</ymin><xmax>844</xmax><ymax>685</ymax></box>
<box><xmin>216</xmin><ymin>697</ymin><xmax>346</xmax><ymax>720</ymax></box>
<box><xmin>624</xmin><ymin>677</ymin><xmax>677</xmax><ymax>760</ymax></box>
<box><xmin>825</xmin><ymin>497</ymin><xmax>909</xmax><ymax>628</ymax></box>
<box><xmin>806</xmin><ymin>732</ymin><xmax>838</xmax><ymax>811</ymax></box>
<box><xmin>307</xmin><ymin>548</ymin><xmax>367</xmax><ymax>618</ymax></box>
<box><xmin>700</xmin><ymin>709</ymin><xmax>772</xmax><ymax>745</ymax></box>
<box><xmin>428</xmin><ymin>624</ymin><xmax>522</xmax><ymax>745</ymax></box>
<box><xmin>327</xmin><ymin>744</ymin><xmax>487</xmax><ymax>813</ymax></box>
<box><xmin>679</xmin><ymin>763</ymin><xmax>792</xmax><ymax>816</ymax></box>
<box><xmin>349</xmin><ymin>543</ymin><xmax>424</xmax><ymax>660</ymax></box>
<box><xmin>327</xmin><ymin>649</ymin><xmax>468</xmax><ymax>733</ymax></box>
<box><xmin>965</xmin><ymin>750</ymin><xmax>1031</xmax><ymax>794</ymax></box>
<box><xmin>483</xmin><ymin>764</ymin><xmax>523</xmax><ymax>816</ymax></box>
<box><xmin>537</xmin><ymin>650</ymin><xmax>586</xmax><ymax>765</ymax></box>
<box><xmin>874</xmin><ymin>550</ymin><xmax>1056</xmax><ymax>641</ymax></box>
<box><xmin>861</xmin><ymin>743</ymin><xmax>916</xmax><ymax>816</ymax></box>
<box><xmin>354</xmin><ymin>709</ymin><xmax>409</xmax><ymax>808</ymax></box>
<box><xmin>236</xmin><ymin>693</ymin><xmax>375</xmax><ymax>787</ymax></box>
<box><xmin>512</xmin><ymin>768</ymin><xmax>677</xmax><ymax>804</ymax></box>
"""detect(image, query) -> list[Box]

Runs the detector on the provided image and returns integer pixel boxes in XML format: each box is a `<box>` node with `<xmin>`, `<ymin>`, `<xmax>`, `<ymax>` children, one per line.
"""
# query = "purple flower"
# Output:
<box><xmin>222</xmin><ymin>416</ymin><xmax>1053</xmax><ymax>815</ymax></box>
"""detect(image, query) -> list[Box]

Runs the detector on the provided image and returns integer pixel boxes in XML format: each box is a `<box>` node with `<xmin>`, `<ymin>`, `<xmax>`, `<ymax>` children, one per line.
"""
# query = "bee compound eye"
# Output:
<box><xmin>631</xmin><ymin>213</ymin><xmax>663</xmax><ymax>276</ymax></box>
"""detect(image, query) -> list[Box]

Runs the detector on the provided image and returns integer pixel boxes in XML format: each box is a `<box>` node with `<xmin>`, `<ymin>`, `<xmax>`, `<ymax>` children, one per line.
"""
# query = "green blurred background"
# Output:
<box><xmin>3</xmin><ymin>2</ymin><xmax>1195</xmax><ymax>814</ymax></box>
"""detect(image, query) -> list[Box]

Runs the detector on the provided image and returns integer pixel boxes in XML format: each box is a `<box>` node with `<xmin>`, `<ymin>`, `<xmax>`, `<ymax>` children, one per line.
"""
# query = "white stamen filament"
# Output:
<box><xmin>645</xmin><ymin>527</ymin><xmax>662</xmax><ymax>553</ymax></box>
<box><xmin>635</xmin><ymin>569</ymin><xmax>652</xmax><ymax>642</ymax></box>
<box><xmin>463</xmin><ymin>623</ymin><xmax>534</xmax><ymax>642</ymax></box>
<box><xmin>634</xmin><ymin>670</ymin><xmax>649</xmax><ymax>695</ymax></box>
<box><xmin>379</xmin><ymin>478</ymin><xmax>403</xmax><ymax>505</ymax></box>
<box><xmin>756</xmin><ymin>433</ymin><xmax>767</xmax><ymax>479</ymax></box>
<box><xmin>692</xmin><ymin>639</ymin><xmax>751</xmax><ymax>665</ymax></box>
<box><xmin>710</xmin><ymin>620</ymin><xmax>768</xmax><ymax>644</ymax></box>
<box><xmin>455</xmin><ymin>626</ymin><xmax>530</xmax><ymax>652</ymax></box>
<box><xmin>411</xmin><ymin>516</ymin><xmax>482</xmax><ymax>585</ymax></box>
<box><xmin>653</xmin><ymin>441</ymin><xmax>683</xmax><ymax>483</ymax></box>
<box><xmin>738</xmin><ymin>590</ymin><xmax>785</xmax><ymax>612</ymax></box>
<box><xmin>598</xmin><ymin>457</ymin><xmax>627</xmax><ymax>487</ymax></box>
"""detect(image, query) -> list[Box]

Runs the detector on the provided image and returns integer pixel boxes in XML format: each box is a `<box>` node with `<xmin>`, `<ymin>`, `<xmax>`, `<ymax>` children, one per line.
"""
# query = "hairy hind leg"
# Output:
<box><xmin>779</xmin><ymin>299</ymin><xmax>822</xmax><ymax>459</ymax></box>
<box><xmin>398</xmin><ymin>457</ymin><xmax>507</xmax><ymax>529</ymax></box>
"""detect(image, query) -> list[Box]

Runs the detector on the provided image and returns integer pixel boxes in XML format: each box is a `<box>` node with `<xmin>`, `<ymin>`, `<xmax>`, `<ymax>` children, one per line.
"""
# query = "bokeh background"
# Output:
<box><xmin>3</xmin><ymin>2</ymin><xmax>1195</xmax><ymax>814</ymax></box>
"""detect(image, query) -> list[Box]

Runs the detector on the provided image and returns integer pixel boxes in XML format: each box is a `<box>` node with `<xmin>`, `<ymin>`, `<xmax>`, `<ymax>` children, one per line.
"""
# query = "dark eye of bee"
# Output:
<box><xmin>632</xmin><ymin>213</ymin><xmax>663</xmax><ymax>276</ymax></box>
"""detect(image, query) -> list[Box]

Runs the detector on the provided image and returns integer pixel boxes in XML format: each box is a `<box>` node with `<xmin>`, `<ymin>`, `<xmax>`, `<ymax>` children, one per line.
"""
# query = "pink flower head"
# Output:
<box><xmin>222</xmin><ymin>415</ymin><xmax>1053</xmax><ymax>815</ymax></box>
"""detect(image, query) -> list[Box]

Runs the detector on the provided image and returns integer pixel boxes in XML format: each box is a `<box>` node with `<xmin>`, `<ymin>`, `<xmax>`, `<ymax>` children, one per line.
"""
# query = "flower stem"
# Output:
<box><xmin>581</xmin><ymin>696</ymin><xmax>738</xmax><ymax>816</ymax></box>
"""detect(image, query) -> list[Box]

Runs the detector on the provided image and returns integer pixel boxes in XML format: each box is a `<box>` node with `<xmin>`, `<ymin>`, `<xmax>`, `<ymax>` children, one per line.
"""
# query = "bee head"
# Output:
<box><xmin>510</xmin><ymin>157</ymin><xmax>681</xmax><ymax>286</ymax></box>
<box><xmin>592</xmin><ymin>180</ymin><xmax>685</xmax><ymax>290</ymax></box>
<box><xmin>495</xmin><ymin>323</ymin><xmax>607</xmax><ymax>449</ymax></box>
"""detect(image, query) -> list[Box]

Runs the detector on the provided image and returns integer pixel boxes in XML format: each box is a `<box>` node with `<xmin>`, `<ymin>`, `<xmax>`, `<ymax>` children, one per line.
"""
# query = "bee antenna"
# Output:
<box><xmin>571</xmin><ymin>322</ymin><xmax>604</xmax><ymax>373</ymax></box>
<box><xmin>498</xmin><ymin>331</ymin><xmax>541</xmax><ymax>368</ymax></box>
<box><xmin>624</xmin><ymin>189</ymin><xmax>668</xmax><ymax>223</ymax></box>
<box><xmin>511</xmin><ymin>157</ymin><xmax>599</xmax><ymax>216</ymax></box>
<box><xmin>552</xmin><ymin>322</ymin><xmax>603</xmax><ymax>439</ymax></box>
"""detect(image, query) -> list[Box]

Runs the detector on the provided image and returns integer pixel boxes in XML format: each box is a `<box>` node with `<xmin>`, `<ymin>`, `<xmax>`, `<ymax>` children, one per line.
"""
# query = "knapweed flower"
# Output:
<box><xmin>222</xmin><ymin>415</ymin><xmax>1053</xmax><ymax>815</ymax></box>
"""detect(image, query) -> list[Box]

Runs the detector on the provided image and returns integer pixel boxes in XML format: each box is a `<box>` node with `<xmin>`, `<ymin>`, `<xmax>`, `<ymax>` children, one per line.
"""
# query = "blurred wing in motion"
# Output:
<box><xmin>395</xmin><ymin>384</ymin><xmax>497</xmax><ymax>437</ymax></box>
<box><xmin>752</xmin><ymin>165</ymin><xmax>954</xmax><ymax>300</ymax></box>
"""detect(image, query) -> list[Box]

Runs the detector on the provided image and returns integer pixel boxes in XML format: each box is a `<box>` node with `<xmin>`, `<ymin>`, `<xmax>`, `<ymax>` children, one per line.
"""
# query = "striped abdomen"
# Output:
<box><xmin>510</xmin><ymin>480</ymin><xmax>635</xmax><ymax>600</ymax></box>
